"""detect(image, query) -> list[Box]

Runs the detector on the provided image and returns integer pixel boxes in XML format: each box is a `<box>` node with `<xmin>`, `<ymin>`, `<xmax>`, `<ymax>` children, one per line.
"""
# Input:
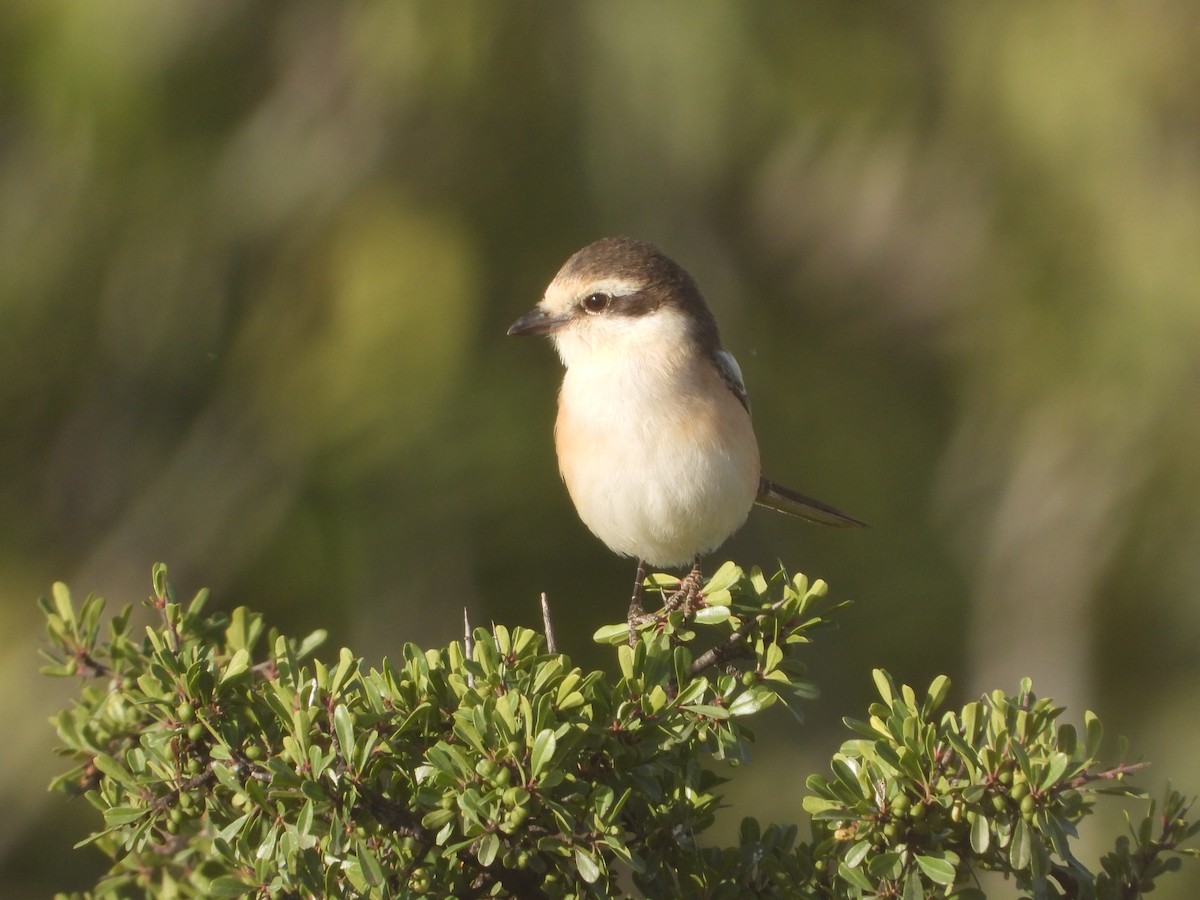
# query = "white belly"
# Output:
<box><xmin>554</xmin><ymin>352</ymin><xmax>760</xmax><ymax>567</ymax></box>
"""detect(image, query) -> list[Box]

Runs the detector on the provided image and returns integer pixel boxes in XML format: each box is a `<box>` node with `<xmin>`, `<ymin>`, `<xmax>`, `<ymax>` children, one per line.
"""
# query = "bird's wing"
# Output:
<box><xmin>756</xmin><ymin>478</ymin><xmax>867</xmax><ymax>528</ymax></box>
<box><xmin>714</xmin><ymin>350</ymin><xmax>751</xmax><ymax>414</ymax></box>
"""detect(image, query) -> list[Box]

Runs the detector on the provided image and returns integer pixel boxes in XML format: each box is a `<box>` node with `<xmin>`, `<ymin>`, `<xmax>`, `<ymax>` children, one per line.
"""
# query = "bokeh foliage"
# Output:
<box><xmin>4</xmin><ymin>2</ymin><xmax>1200</xmax><ymax>895</ymax></box>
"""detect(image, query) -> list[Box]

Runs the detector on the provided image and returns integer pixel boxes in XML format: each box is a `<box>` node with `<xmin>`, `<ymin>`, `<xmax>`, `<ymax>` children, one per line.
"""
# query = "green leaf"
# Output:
<box><xmin>593</xmin><ymin>623</ymin><xmax>630</xmax><ymax>645</ymax></box>
<box><xmin>356</xmin><ymin>842</ymin><xmax>385</xmax><ymax>887</ymax></box>
<box><xmin>103</xmin><ymin>805</ymin><xmax>149</xmax><ymax>826</ymax></box>
<box><xmin>1084</xmin><ymin>710</ymin><xmax>1103</xmax><ymax>759</ymax></box>
<box><xmin>221</xmin><ymin>648</ymin><xmax>250</xmax><ymax>683</ymax></box>
<box><xmin>334</xmin><ymin>704</ymin><xmax>355</xmax><ymax>763</ymax></box>
<box><xmin>915</xmin><ymin>854</ymin><xmax>956</xmax><ymax>886</ymax></box>
<box><xmin>692</xmin><ymin>605</ymin><xmax>731</xmax><ymax>625</ymax></box>
<box><xmin>574</xmin><ymin>846</ymin><xmax>602</xmax><ymax>883</ymax></box>
<box><xmin>1009</xmin><ymin>817</ymin><xmax>1033</xmax><ymax>870</ymax></box>
<box><xmin>844</xmin><ymin>839</ymin><xmax>871</xmax><ymax>867</ymax></box>
<box><xmin>924</xmin><ymin>674</ymin><xmax>951</xmax><ymax>716</ymax></box>
<box><xmin>477</xmin><ymin>831</ymin><xmax>500</xmax><ymax>867</ymax></box>
<box><xmin>902</xmin><ymin>869</ymin><xmax>926</xmax><ymax>900</ymax></box>
<box><xmin>152</xmin><ymin>563</ymin><xmax>168</xmax><ymax>600</ymax></box>
<box><xmin>421</xmin><ymin>808</ymin><xmax>456</xmax><ymax>831</ymax></box>
<box><xmin>704</xmin><ymin>560</ymin><xmax>742</xmax><ymax>594</ymax></box>
<box><xmin>1039</xmin><ymin>752</ymin><xmax>1070</xmax><ymax>790</ymax></box>
<box><xmin>207</xmin><ymin>876</ymin><xmax>252</xmax><ymax>898</ymax></box>
<box><xmin>530</xmin><ymin>729</ymin><xmax>557</xmax><ymax>778</ymax></box>
<box><xmin>837</xmin><ymin>861</ymin><xmax>873</xmax><ymax>891</ymax></box>
<box><xmin>296</xmin><ymin>628</ymin><xmax>327</xmax><ymax>658</ymax></box>
<box><xmin>868</xmin><ymin>850</ymin><xmax>903</xmax><ymax>880</ymax></box>
<box><xmin>872</xmin><ymin>669</ymin><xmax>895</xmax><ymax>706</ymax></box>
<box><xmin>728</xmin><ymin>687</ymin><xmax>776</xmax><ymax>717</ymax></box>
<box><xmin>683</xmin><ymin>704</ymin><xmax>731</xmax><ymax>720</ymax></box>
<box><xmin>843</xmin><ymin>716</ymin><xmax>889</xmax><ymax>740</ymax></box>
<box><xmin>52</xmin><ymin>582</ymin><xmax>74</xmax><ymax>627</ymax></box>
<box><xmin>329</xmin><ymin>646</ymin><xmax>357</xmax><ymax>695</ymax></box>
<box><xmin>970</xmin><ymin>811</ymin><xmax>991</xmax><ymax>854</ymax></box>
<box><xmin>213</xmin><ymin>812</ymin><xmax>251</xmax><ymax>845</ymax></box>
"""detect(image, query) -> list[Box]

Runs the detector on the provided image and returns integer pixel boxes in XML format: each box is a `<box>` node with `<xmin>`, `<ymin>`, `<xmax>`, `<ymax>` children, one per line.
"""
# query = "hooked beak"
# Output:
<box><xmin>507</xmin><ymin>305</ymin><xmax>570</xmax><ymax>336</ymax></box>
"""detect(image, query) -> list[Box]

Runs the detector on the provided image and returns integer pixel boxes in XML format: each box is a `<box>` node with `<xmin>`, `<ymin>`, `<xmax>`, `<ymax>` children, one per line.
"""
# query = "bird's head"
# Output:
<box><xmin>507</xmin><ymin>237</ymin><xmax>721</xmax><ymax>368</ymax></box>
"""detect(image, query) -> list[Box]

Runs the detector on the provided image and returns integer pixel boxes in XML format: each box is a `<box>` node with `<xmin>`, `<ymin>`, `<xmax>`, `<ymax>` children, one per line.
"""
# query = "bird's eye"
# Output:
<box><xmin>581</xmin><ymin>292</ymin><xmax>611</xmax><ymax>313</ymax></box>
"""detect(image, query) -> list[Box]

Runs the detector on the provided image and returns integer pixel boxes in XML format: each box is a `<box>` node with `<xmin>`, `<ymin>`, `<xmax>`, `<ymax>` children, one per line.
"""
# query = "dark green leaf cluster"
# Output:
<box><xmin>804</xmin><ymin>671</ymin><xmax>1200</xmax><ymax>898</ymax></box>
<box><xmin>40</xmin><ymin>563</ymin><xmax>1197</xmax><ymax>898</ymax></box>
<box><xmin>42</xmin><ymin>563</ymin><xmax>838</xmax><ymax>898</ymax></box>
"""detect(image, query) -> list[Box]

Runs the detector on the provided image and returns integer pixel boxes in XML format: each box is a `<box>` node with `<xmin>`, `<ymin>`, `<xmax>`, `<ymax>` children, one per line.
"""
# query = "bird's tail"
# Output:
<box><xmin>755</xmin><ymin>478</ymin><xmax>867</xmax><ymax>528</ymax></box>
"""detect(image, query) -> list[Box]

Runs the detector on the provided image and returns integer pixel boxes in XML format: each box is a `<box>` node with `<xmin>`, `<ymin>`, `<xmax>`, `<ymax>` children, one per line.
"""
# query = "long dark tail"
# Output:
<box><xmin>755</xmin><ymin>477</ymin><xmax>868</xmax><ymax>528</ymax></box>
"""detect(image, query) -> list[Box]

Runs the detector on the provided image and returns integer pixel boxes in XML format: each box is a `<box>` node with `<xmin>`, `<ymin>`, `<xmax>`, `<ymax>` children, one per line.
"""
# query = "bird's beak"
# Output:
<box><xmin>507</xmin><ymin>305</ymin><xmax>569</xmax><ymax>336</ymax></box>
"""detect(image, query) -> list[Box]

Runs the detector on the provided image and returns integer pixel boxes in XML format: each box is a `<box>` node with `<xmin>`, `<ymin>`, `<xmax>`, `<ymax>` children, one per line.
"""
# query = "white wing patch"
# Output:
<box><xmin>715</xmin><ymin>349</ymin><xmax>751</xmax><ymax>413</ymax></box>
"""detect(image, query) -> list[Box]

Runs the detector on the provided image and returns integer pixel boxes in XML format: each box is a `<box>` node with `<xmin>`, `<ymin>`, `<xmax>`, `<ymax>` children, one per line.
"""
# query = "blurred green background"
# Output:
<box><xmin>3</xmin><ymin>2</ymin><xmax>1199</xmax><ymax>896</ymax></box>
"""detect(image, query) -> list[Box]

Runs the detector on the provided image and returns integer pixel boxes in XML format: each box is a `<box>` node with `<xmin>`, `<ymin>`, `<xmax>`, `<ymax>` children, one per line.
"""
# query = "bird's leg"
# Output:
<box><xmin>627</xmin><ymin>559</ymin><xmax>647</xmax><ymax>644</ymax></box>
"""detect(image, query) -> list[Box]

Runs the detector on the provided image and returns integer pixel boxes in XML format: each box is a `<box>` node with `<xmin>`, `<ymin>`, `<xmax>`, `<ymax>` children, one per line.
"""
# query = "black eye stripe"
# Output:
<box><xmin>579</xmin><ymin>290</ymin><xmax>661</xmax><ymax>317</ymax></box>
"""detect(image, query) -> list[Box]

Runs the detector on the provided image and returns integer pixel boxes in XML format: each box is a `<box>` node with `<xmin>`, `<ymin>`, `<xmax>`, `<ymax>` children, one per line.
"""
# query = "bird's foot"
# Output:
<box><xmin>662</xmin><ymin>558</ymin><xmax>704</xmax><ymax>615</ymax></box>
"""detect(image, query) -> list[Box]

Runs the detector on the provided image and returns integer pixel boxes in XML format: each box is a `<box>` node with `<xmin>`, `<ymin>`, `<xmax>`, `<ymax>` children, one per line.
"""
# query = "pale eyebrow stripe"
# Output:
<box><xmin>581</xmin><ymin>278</ymin><xmax>642</xmax><ymax>298</ymax></box>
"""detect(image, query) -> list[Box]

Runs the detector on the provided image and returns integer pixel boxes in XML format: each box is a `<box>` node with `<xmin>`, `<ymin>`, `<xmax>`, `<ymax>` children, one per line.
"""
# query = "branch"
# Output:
<box><xmin>690</xmin><ymin>594</ymin><xmax>790</xmax><ymax>675</ymax></box>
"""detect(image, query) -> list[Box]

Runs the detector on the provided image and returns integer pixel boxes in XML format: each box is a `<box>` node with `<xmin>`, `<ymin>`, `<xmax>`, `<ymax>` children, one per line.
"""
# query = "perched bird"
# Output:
<box><xmin>508</xmin><ymin>237</ymin><xmax>864</xmax><ymax>625</ymax></box>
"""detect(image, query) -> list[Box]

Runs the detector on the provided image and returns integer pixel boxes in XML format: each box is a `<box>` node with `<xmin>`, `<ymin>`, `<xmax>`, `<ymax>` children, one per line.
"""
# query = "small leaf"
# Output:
<box><xmin>924</xmin><ymin>674</ymin><xmax>950</xmax><ymax>716</ymax></box>
<box><xmin>103</xmin><ymin>805</ymin><xmax>148</xmax><ymax>826</ymax></box>
<box><xmin>1084</xmin><ymin>710</ymin><xmax>1103</xmax><ymax>759</ymax></box>
<box><xmin>593</xmin><ymin>623</ymin><xmax>630</xmax><ymax>645</ymax></box>
<box><xmin>728</xmin><ymin>688</ymin><xmax>776</xmax><ymax>717</ymax></box>
<box><xmin>334</xmin><ymin>704</ymin><xmax>356</xmax><ymax>764</ymax></box>
<box><xmin>692</xmin><ymin>605</ymin><xmax>731</xmax><ymax>625</ymax></box>
<box><xmin>970</xmin><ymin>811</ymin><xmax>991</xmax><ymax>854</ymax></box>
<box><xmin>356</xmin><ymin>842</ymin><xmax>385</xmax><ymax>887</ymax></box>
<box><xmin>1039</xmin><ymin>752</ymin><xmax>1070</xmax><ymax>790</ymax></box>
<box><xmin>574</xmin><ymin>846</ymin><xmax>602</xmax><ymax>883</ymax></box>
<box><xmin>52</xmin><ymin>582</ymin><xmax>74</xmax><ymax>627</ymax></box>
<box><xmin>421</xmin><ymin>808</ymin><xmax>456</xmax><ymax>831</ymax></box>
<box><xmin>682</xmin><ymin>704</ymin><xmax>730</xmax><ymax>720</ymax></box>
<box><xmin>704</xmin><ymin>560</ymin><xmax>742</xmax><ymax>594</ymax></box>
<box><xmin>617</xmin><ymin>644</ymin><xmax>636</xmax><ymax>681</ymax></box>
<box><xmin>221</xmin><ymin>649</ymin><xmax>250</xmax><ymax>683</ymax></box>
<box><xmin>329</xmin><ymin>647</ymin><xmax>357</xmax><ymax>695</ymax></box>
<box><xmin>1057</xmin><ymin>723</ymin><xmax>1077</xmax><ymax>756</ymax></box>
<box><xmin>872</xmin><ymin>669</ymin><xmax>895</xmax><ymax>706</ymax></box>
<box><xmin>531</xmin><ymin>729</ymin><xmax>557</xmax><ymax>777</ymax></box>
<box><xmin>207</xmin><ymin>877</ymin><xmax>252</xmax><ymax>898</ymax></box>
<box><xmin>1009</xmin><ymin>817</ymin><xmax>1033</xmax><ymax>870</ymax></box>
<box><xmin>837</xmin><ymin>862</ymin><xmax>873</xmax><ymax>891</ymax></box>
<box><xmin>868</xmin><ymin>851</ymin><xmax>903</xmax><ymax>880</ymax></box>
<box><xmin>152</xmin><ymin>563</ymin><xmax>168</xmax><ymax>600</ymax></box>
<box><xmin>902</xmin><ymin>869</ymin><xmax>926</xmax><ymax>900</ymax></box>
<box><xmin>915</xmin><ymin>854</ymin><xmax>956</xmax><ymax>886</ymax></box>
<box><xmin>295</xmin><ymin>629</ymin><xmax>327</xmax><ymax>658</ymax></box>
<box><xmin>477</xmin><ymin>832</ymin><xmax>500</xmax><ymax>867</ymax></box>
<box><xmin>844</xmin><ymin>839</ymin><xmax>871</xmax><ymax>867</ymax></box>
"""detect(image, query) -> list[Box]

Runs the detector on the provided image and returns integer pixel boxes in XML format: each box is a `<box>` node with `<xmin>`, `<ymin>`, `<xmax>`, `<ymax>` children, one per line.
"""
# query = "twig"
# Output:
<box><xmin>153</xmin><ymin>593</ymin><xmax>181</xmax><ymax>652</ymax></box>
<box><xmin>1062</xmin><ymin>760</ymin><xmax>1151</xmax><ymax>791</ymax></box>
<box><xmin>463</xmin><ymin>608</ymin><xmax>474</xmax><ymax>688</ymax></box>
<box><xmin>73</xmin><ymin>647</ymin><xmax>111</xmax><ymax>679</ymax></box>
<box><xmin>690</xmin><ymin>594</ymin><xmax>790</xmax><ymax>675</ymax></box>
<box><xmin>540</xmin><ymin>593</ymin><xmax>557</xmax><ymax>654</ymax></box>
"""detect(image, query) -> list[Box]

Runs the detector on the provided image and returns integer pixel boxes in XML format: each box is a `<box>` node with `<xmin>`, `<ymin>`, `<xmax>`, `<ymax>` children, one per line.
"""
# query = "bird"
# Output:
<box><xmin>508</xmin><ymin>236</ymin><xmax>864</xmax><ymax>630</ymax></box>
